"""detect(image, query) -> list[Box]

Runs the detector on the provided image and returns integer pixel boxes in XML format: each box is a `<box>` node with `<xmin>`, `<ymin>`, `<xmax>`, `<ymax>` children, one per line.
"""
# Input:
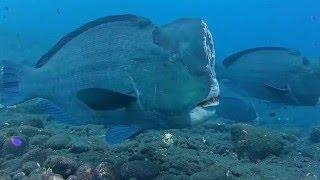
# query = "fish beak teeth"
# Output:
<box><xmin>198</xmin><ymin>96</ymin><xmax>219</xmax><ymax>108</ymax></box>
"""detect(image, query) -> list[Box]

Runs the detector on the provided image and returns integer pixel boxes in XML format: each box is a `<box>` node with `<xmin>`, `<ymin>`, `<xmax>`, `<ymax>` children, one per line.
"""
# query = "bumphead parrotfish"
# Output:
<box><xmin>216</xmin><ymin>97</ymin><xmax>257</xmax><ymax>123</ymax></box>
<box><xmin>218</xmin><ymin>47</ymin><xmax>320</xmax><ymax>106</ymax></box>
<box><xmin>0</xmin><ymin>14</ymin><xmax>219</xmax><ymax>144</ymax></box>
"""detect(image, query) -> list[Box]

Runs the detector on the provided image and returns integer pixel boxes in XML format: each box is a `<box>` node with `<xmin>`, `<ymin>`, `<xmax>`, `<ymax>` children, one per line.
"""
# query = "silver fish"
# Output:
<box><xmin>1</xmin><ymin>15</ymin><xmax>219</xmax><ymax>139</ymax></box>
<box><xmin>218</xmin><ymin>47</ymin><xmax>320</xmax><ymax>106</ymax></box>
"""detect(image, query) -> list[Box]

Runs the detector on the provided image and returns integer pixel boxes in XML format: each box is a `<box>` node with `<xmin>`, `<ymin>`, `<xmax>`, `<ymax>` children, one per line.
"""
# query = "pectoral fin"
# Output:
<box><xmin>264</xmin><ymin>83</ymin><xmax>289</xmax><ymax>95</ymax></box>
<box><xmin>105</xmin><ymin>125</ymin><xmax>142</xmax><ymax>145</ymax></box>
<box><xmin>77</xmin><ymin>88</ymin><xmax>136</xmax><ymax>111</ymax></box>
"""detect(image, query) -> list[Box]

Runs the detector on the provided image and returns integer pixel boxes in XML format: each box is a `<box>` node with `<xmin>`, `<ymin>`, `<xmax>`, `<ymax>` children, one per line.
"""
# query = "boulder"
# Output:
<box><xmin>120</xmin><ymin>160</ymin><xmax>159</xmax><ymax>180</ymax></box>
<box><xmin>230</xmin><ymin>124</ymin><xmax>284</xmax><ymax>161</ymax></box>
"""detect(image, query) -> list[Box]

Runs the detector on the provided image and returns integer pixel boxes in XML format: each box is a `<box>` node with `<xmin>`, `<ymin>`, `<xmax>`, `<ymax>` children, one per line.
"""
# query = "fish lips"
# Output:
<box><xmin>189</xmin><ymin>95</ymin><xmax>219</xmax><ymax>126</ymax></box>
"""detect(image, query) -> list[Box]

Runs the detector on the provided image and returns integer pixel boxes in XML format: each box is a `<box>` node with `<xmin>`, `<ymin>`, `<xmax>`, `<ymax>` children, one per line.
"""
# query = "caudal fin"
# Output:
<box><xmin>1</xmin><ymin>60</ymin><xmax>31</xmax><ymax>106</ymax></box>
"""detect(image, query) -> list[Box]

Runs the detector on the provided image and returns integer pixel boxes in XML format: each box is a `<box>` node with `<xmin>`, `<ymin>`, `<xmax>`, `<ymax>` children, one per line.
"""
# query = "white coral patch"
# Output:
<box><xmin>162</xmin><ymin>133</ymin><xmax>174</xmax><ymax>145</ymax></box>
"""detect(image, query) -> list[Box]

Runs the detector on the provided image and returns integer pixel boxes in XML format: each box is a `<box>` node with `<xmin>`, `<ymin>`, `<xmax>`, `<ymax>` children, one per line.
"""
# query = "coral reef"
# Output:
<box><xmin>0</xmin><ymin>105</ymin><xmax>319</xmax><ymax>179</ymax></box>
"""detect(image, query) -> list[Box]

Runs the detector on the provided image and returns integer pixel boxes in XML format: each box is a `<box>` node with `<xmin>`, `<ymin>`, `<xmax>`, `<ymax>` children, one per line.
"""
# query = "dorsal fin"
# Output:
<box><xmin>223</xmin><ymin>47</ymin><xmax>301</xmax><ymax>68</ymax></box>
<box><xmin>35</xmin><ymin>14</ymin><xmax>152</xmax><ymax>68</ymax></box>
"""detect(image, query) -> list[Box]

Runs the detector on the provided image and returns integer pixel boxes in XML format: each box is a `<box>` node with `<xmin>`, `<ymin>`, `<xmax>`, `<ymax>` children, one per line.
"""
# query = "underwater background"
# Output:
<box><xmin>1</xmin><ymin>0</ymin><xmax>320</xmax><ymax>62</ymax></box>
<box><xmin>1</xmin><ymin>0</ymin><xmax>320</xmax><ymax>129</ymax></box>
<box><xmin>0</xmin><ymin>0</ymin><xmax>320</xmax><ymax>179</ymax></box>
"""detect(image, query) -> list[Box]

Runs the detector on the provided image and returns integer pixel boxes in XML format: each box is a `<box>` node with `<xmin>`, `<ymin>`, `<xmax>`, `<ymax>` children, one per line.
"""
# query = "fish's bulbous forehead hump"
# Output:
<box><xmin>168</xmin><ymin>18</ymin><xmax>202</xmax><ymax>25</ymax></box>
<box><xmin>153</xmin><ymin>17</ymin><xmax>216</xmax><ymax>79</ymax></box>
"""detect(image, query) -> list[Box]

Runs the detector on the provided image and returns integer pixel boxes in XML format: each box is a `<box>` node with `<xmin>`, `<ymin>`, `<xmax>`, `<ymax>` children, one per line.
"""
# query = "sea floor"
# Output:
<box><xmin>0</xmin><ymin>103</ymin><xmax>319</xmax><ymax>180</ymax></box>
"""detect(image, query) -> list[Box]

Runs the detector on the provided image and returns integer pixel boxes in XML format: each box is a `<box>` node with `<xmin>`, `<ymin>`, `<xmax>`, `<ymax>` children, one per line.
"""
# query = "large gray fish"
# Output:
<box><xmin>0</xmin><ymin>14</ymin><xmax>219</xmax><ymax>144</ymax></box>
<box><xmin>218</xmin><ymin>47</ymin><xmax>320</xmax><ymax>106</ymax></box>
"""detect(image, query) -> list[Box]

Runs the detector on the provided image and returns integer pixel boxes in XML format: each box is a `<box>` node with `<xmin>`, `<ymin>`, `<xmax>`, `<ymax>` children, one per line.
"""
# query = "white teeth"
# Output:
<box><xmin>198</xmin><ymin>96</ymin><xmax>219</xmax><ymax>108</ymax></box>
<box><xmin>201</xmin><ymin>100</ymin><xmax>219</xmax><ymax>107</ymax></box>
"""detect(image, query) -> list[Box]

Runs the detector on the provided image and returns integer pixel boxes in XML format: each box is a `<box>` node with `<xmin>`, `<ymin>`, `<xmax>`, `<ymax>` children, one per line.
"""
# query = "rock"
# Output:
<box><xmin>309</xmin><ymin>127</ymin><xmax>320</xmax><ymax>143</ymax></box>
<box><xmin>154</xmin><ymin>174</ymin><xmax>184</xmax><ymax>180</ymax></box>
<box><xmin>230</xmin><ymin>124</ymin><xmax>284</xmax><ymax>162</ymax></box>
<box><xmin>0</xmin><ymin>158</ymin><xmax>22</xmax><ymax>173</ymax></box>
<box><xmin>299</xmin><ymin>145</ymin><xmax>320</xmax><ymax>160</ymax></box>
<box><xmin>186</xmin><ymin>137</ymin><xmax>201</xmax><ymax>150</ymax></box>
<box><xmin>67</xmin><ymin>175</ymin><xmax>78</xmax><ymax>180</ymax></box>
<box><xmin>22</xmin><ymin>147</ymin><xmax>54</xmax><ymax>164</ymax></box>
<box><xmin>0</xmin><ymin>128</ymin><xmax>17</xmax><ymax>138</ymax></box>
<box><xmin>0</xmin><ymin>175</ymin><xmax>11</xmax><ymax>180</ymax></box>
<box><xmin>128</xmin><ymin>153</ymin><xmax>146</xmax><ymax>161</ymax></box>
<box><xmin>0</xmin><ymin>135</ymin><xmax>6</xmax><ymax>149</ymax></box>
<box><xmin>2</xmin><ymin>136</ymin><xmax>28</xmax><ymax>156</ymax></box>
<box><xmin>45</xmin><ymin>134</ymin><xmax>72</xmax><ymax>150</ymax></box>
<box><xmin>73</xmin><ymin>151</ymin><xmax>106</xmax><ymax>168</ymax></box>
<box><xmin>22</xmin><ymin>161</ymin><xmax>41</xmax><ymax>176</ymax></box>
<box><xmin>211</xmin><ymin>142</ymin><xmax>232</xmax><ymax>156</ymax></box>
<box><xmin>281</xmin><ymin>133</ymin><xmax>299</xmax><ymax>143</ymax></box>
<box><xmin>139</xmin><ymin>146</ymin><xmax>160</xmax><ymax>162</ymax></box>
<box><xmin>18</xmin><ymin>125</ymin><xmax>44</xmax><ymax>137</ymax></box>
<box><xmin>30</xmin><ymin>134</ymin><xmax>50</xmax><ymax>146</ymax></box>
<box><xmin>41</xmin><ymin>171</ymin><xmax>65</xmax><ymax>180</ymax></box>
<box><xmin>44</xmin><ymin>155</ymin><xmax>78</xmax><ymax>178</ymax></box>
<box><xmin>190</xmin><ymin>165</ymin><xmax>231</xmax><ymax>180</ymax></box>
<box><xmin>94</xmin><ymin>162</ymin><xmax>117</xmax><ymax>180</ymax></box>
<box><xmin>76</xmin><ymin>164</ymin><xmax>94</xmax><ymax>180</ymax></box>
<box><xmin>68</xmin><ymin>140</ymin><xmax>90</xmax><ymax>153</ymax></box>
<box><xmin>12</xmin><ymin>171</ymin><xmax>27</xmax><ymax>180</ymax></box>
<box><xmin>203</xmin><ymin>122</ymin><xmax>229</xmax><ymax>132</ymax></box>
<box><xmin>28</xmin><ymin>174</ymin><xmax>44</xmax><ymax>180</ymax></box>
<box><xmin>41</xmin><ymin>171</ymin><xmax>55</xmax><ymax>180</ymax></box>
<box><xmin>120</xmin><ymin>160</ymin><xmax>160</xmax><ymax>180</ymax></box>
<box><xmin>4</xmin><ymin>154</ymin><xmax>15</xmax><ymax>160</ymax></box>
<box><xmin>26</xmin><ymin>118</ymin><xmax>44</xmax><ymax>128</ymax></box>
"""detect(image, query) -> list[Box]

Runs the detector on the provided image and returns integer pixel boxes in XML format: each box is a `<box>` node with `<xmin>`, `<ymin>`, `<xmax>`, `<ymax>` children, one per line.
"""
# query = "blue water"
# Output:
<box><xmin>1</xmin><ymin>0</ymin><xmax>320</xmax><ymax>63</ymax></box>
<box><xmin>3</xmin><ymin>0</ymin><xmax>320</xmax><ymax>129</ymax></box>
<box><xmin>0</xmin><ymin>0</ymin><xmax>319</xmax><ymax>128</ymax></box>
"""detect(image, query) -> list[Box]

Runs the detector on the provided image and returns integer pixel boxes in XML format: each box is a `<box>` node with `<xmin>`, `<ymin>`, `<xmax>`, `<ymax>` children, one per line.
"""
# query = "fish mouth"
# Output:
<box><xmin>197</xmin><ymin>95</ymin><xmax>219</xmax><ymax>108</ymax></box>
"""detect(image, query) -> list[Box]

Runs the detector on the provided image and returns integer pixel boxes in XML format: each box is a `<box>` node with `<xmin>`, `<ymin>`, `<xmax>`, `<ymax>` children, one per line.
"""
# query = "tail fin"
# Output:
<box><xmin>1</xmin><ymin>60</ymin><xmax>32</xmax><ymax>106</ymax></box>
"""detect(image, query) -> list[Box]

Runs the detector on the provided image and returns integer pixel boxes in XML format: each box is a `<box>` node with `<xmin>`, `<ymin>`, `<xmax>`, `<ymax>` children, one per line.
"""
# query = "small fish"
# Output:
<box><xmin>0</xmin><ymin>14</ymin><xmax>219</xmax><ymax>144</ymax></box>
<box><xmin>218</xmin><ymin>47</ymin><xmax>320</xmax><ymax>106</ymax></box>
<box><xmin>4</xmin><ymin>6</ymin><xmax>9</xmax><ymax>11</ymax></box>
<box><xmin>269</xmin><ymin>112</ymin><xmax>276</xmax><ymax>117</ymax></box>
<box><xmin>311</xmin><ymin>15</ymin><xmax>320</xmax><ymax>22</ymax></box>
<box><xmin>56</xmin><ymin>9</ymin><xmax>61</xmax><ymax>15</ymax></box>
